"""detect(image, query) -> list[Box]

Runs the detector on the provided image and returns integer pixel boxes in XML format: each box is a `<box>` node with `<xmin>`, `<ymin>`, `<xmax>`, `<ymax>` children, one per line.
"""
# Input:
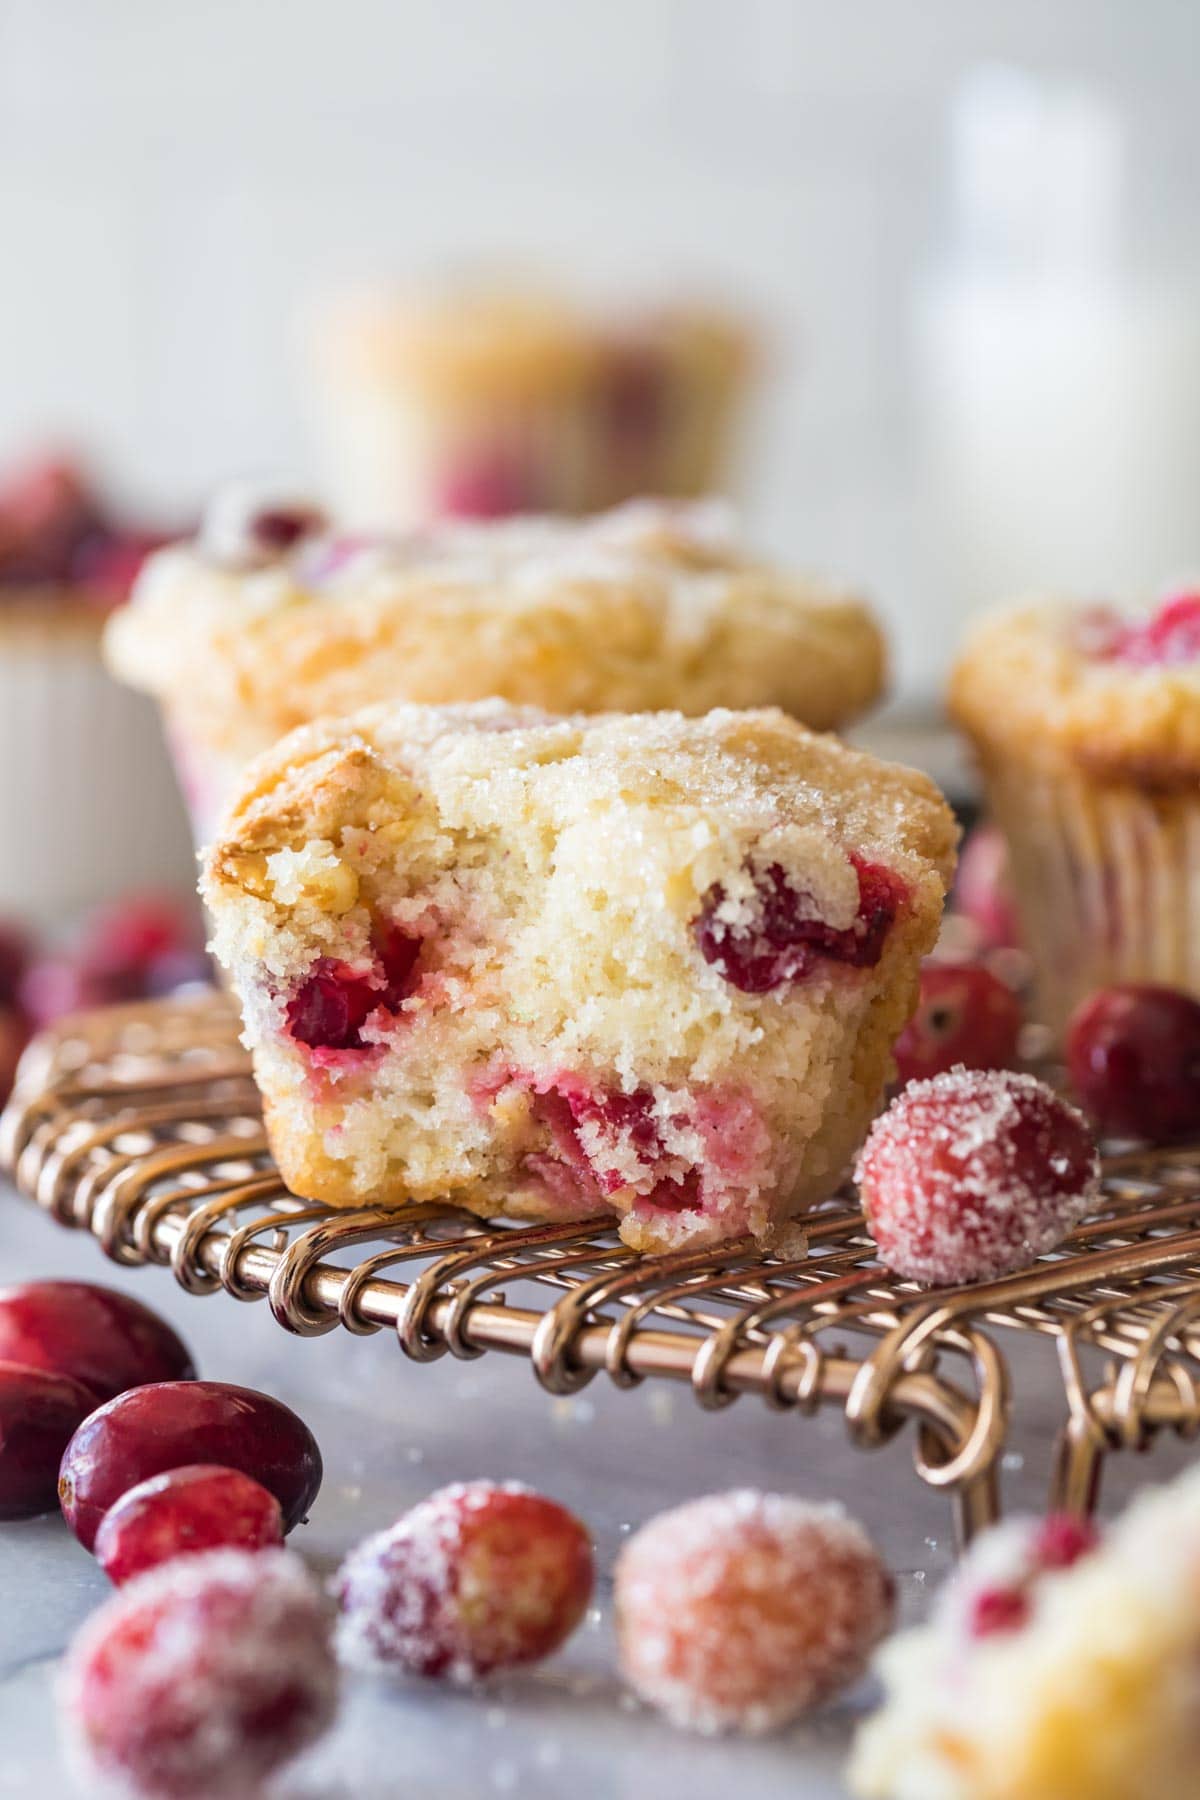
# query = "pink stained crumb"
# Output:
<box><xmin>614</xmin><ymin>1490</ymin><xmax>894</xmax><ymax>1735</ymax></box>
<box><xmin>855</xmin><ymin>1067</ymin><xmax>1100</xmax><ymax>1288</ymax></box>
<box><xmin>60</xmin><ymin>1547</ymin><xmax>338</xmax><ymax>1799</ymax></box>
<box><xmin>694</xmin><ymin>854</ymin><xmax>908</xmax><ymax>995</ymax></box>
<box><xmin>335</xmin><ymin>1481</ymin><xmax>594</xmax><ymax>1682</ymax></box>
<box><xmin>942</xmin><ymin>1511</ymin><xmax>1102</xmax><ymax>1644</ymax></box>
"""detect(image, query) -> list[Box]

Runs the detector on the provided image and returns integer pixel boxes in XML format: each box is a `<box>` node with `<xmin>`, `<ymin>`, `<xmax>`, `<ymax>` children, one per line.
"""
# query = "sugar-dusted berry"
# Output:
<box><xmin>61</xmin><ymin>1548</ymin><xmax>337</xmax><ymax>1798</ymax></box>
<box><xmin>855</xmin><ymin>1067</ymin><xmax>1099</xmax><ymax>1286</ymax></box>
<box><xmin>336</xmin><ymin>1481</ymin><xmax>594</xmax><ymax>1681</ymax></box>
<box><xmin>614</xmin><ymin>1489</ymin><xmax>894</xmax><ymax>1733</ymax></box>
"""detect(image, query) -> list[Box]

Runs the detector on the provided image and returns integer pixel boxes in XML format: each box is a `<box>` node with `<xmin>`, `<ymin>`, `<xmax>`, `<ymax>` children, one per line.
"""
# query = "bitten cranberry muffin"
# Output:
<box><xmin>107</xmin><ymin>493</ymin><xmax>887</xmax><ymax>848</ymax></box>
<box><xmin>951</xmin><ymin>593</ymin><xmax>1200</xmax><ymax>1034</ymax></box>
<box><xmin>202</xmin><ymin>703</ymin><xmax>956</xmax><ymax>1253</ymax></box>
<box><xmin>306</xmin><ymin>285</ymin><xmax>754</xmax><ymax>525</ymax></box>
<box><xmin>851</xmin><ymin>1470</ymin><xmax>1200</xmax><ymax>1800</ymax></box>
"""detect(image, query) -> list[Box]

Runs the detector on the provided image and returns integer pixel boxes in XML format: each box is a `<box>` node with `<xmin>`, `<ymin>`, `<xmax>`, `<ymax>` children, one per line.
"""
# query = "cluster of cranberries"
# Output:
<box><xmin>0</xmin><ymin>452</ymin><xmax>176</xmax><ymax>601</ymax></box>
<box><xmin>0</xmin><ymin>892</ymin><xmax>212</xmax><ymax>1103</ymax></box>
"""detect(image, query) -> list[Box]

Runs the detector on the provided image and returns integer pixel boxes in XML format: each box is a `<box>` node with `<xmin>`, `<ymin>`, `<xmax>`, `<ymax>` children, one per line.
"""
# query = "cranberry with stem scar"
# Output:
<box><xmin>892</xmin><ymin>961</ymin><xmax>1022</xmax><ymax>1086</ymax></box>
<box><xmin>58</xmin><ymin>1379</ymin><xmax>322</xmax><ymax>1551</ymax></box>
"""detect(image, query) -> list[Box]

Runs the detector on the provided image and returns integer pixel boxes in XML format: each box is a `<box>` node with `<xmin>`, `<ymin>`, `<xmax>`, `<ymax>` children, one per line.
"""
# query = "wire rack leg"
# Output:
<box><xmin>1049</xmin><ymin>1415</ymin><xmax>1106</xmax><ymax>1516</ymax></box>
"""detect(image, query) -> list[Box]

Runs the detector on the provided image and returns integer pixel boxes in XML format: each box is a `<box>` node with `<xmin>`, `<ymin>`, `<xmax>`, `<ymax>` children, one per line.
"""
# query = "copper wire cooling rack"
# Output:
<box><xmin>7</xmin><ymin>991</ymin><xmax>1200</xmax><ymax>1545</ymax></box>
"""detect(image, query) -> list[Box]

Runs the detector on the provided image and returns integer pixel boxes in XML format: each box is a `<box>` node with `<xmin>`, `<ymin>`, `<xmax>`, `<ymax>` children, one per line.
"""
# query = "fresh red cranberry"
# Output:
<box><xmin>967</xmin><ymin>1584</ymin><xmax>1031</xmax><ymax>1639</ymax></box>
<box><xmin>0</xmin><ymin>923</ymin><xmax>33</xmax><ymax>1007</ymax></box>
<box><xmin>287</xmin><ymin>928</ymin><xmax>422</xmax><ymax>1052</ymax></box>
<box><xmin>953</xmin><ymin>823</ymin><xmax>1021</xmax><ymax>949</ymax></box>
<box><xmin>0</xmin><ymin>1362</ymin><xmax>99</xmax><ymax>1519</ymax></box>
<box><xmin>436</xmin><ymin>450</ymin><xmax>540</xmax><ymax>520</ymax></box>
<box><xmin>336</xmin><ymin>1482</ymin><xmax>594</xmax><ymax>1680</ymax></box>
<box><xmin>58</xmin><ymin>1380</ymin><xmax>322</xmax><ymax>1552</ymax></box>
<box><xmin>1108</xmin><ymin>593</ymin><xmax>1200</xmax><ymax>667</ymax></box>
<box><xmin>893</xmin><ymin>962</ymin><xmax>1023</xmax><ymax>1086</ymax></box>
<box><xmin>78</xmin><ymin>893</ymin><xmax>199</xmax><ymax>995</ymax></box>
<box><xmin>95</xmin><ymin>1465</ymin><xmax>284</xmax><ymax>1585</ymax></box>
<box><xmin>0</xmin><ymin>455</ymin><xmax>102</xmax><ymax>583</ymax></box>
<box><xmin>0</xmin><ymin>1281</ymin><xmax>195</xmax><ymax>1403</ymax></box>
<box><xmin>695</xmin><ymin>855</ymin><xmax>907</xmax><ymax>994</ymax></box>
<box><xmin>1032</xmin><ymin>1513</ymin><xmax>1099</xmax><ymax>1572</ymax></box>
<box><xmin>61</xmin><ymin>1548</ymin><xmax>337</xmax><ymax>1798</ymax></box>
<box><xmin>1066</xmin><ymin>984</ymin><xmax>1200</xmax><ymax>1143</ymax></box>
<box><xmin>855</xmin><ymin>1068</ymin><xmax>1099</xmax><ymax>1286</ymax></box>
<box><xmin>248</xmin><ymin>505</ymin><xmax>325</xmax><ymax>554</ymax></box>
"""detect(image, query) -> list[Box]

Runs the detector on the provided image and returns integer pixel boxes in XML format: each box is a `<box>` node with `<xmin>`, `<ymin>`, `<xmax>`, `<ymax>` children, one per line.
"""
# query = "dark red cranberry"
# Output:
<box><xmin>0</xmin><ymin>923</ymin><xmax>33</xmax><ymax>1008</ymax></box>
<box><xmin>436</xmin><ymin>450</ymin><xmax>539</xmax><ymax>520</ymax></box>
<box><xmin>249</xmin><ymin>506</ymin><xmax>325</xmax><ymax>553</ymax></box>
<box><xmin>695</xmin><ymin>855</ymin><xmax>907</xmax><ymax>994</ymax></box>
<box><xmin>968</xmin><ymin>1584</ymin><xmax>1031</xmax><ymax>1639</ymax></box>
<box><xmin>336</xmin><ymin>1482</ymin><xmax>594</xmax><ymax>1677</ymax></box>
<box><xmin>62</xmin><ymin>1549</ymin><xmax>337</xmax><ymax>1797</ymax></box>
<box><xmin>892</xmin><ymin>962</ymin><xmax>1023</xmax><ymax>1086</ymax></box>
<box><xmin>953</xmin><ymin>823</ymin><xmax>1021</xmax><ymax>949</ymax></box>
<box><xmin>78</xmin><ymin>893</ymin><xmax>199</xmax><ymax>994</ymax></box>
<box><xmin>58</xmin><ymin>1380</ymin><xmax>322</xmax><ymax>1551</ymax></box>
<box><xmin>1066</xmin><ymin>984</ymin><xmax>1200</xmax><ymax>1143</ymax></box>
<box><xmin>0</xmin><ymin>1281</ymin><xmax>195</xmax><ymax>1403</ymax></box>
<box><xmin>1032</xmin><ymin>1513</ymin><xmax>1099</xmax><ymax>1572</ymax></box>
<box><xmin>0</xmin><ymin>1362</ymin><xmax>99</xmax><ymax>1519</ymax></box>
<box><xmin>95</xmin><ymin>1465</ymin><xmax>285</xmax><ymax>1584</ymax></box>
<box><xmin>286</xmin><ymin>928</ymin><xmax>422</xmax><ymax>1052</ymax></box>
<box><xmin>1109</xmin><ymin>593</ymin><xmax>1200</xmax><ymax>667</ymax></box>
<box><xmin>0</xmin><ymin>455</ymin><xmax>103</xmax><ymax>584</ymax></box>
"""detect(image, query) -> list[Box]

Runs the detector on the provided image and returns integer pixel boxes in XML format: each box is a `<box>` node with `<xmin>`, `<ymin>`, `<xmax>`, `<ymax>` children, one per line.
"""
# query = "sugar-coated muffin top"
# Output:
<box><xmin>107</xmin><ymin>496</ymin><xmax>887</xmax><ymax>760</ymax></box>
<box><xmin>208</xmin><ymin>699</ymin><xmax>955</xmax><ymax>909</ymax></box>
<box><xmin>851</xmin><ymin>1464</ymin><xmax>1200</xmax><ymax>1800</ymax></box>
<box><xmin>950</xmin><ymin>593</ymin><xmax>1200</xmax><ymax>782</ymax></box>
<box><xmin>312</xmin><ymin>285</ymin><xmax>752</xmax><ymax>399</ymax></box>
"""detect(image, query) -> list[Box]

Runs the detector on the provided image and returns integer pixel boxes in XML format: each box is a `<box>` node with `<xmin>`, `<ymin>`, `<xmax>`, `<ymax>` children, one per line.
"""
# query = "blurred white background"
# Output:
<box><xmin>2</xmin><ymin>0</ymin><xmax>1200</xmax><ymax>696</ymax></box>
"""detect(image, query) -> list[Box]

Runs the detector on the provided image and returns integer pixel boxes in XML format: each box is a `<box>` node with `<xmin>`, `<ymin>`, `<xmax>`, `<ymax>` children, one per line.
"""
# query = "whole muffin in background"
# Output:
<box><xmin>304</xmin><ymin>285</ymin><xmax>755</xmax><ymax>526</ymax></box>
<box><xmin>202</xmin><ymin>700</ymin><xmax>954</xmax><ymax>1254</ymax></box>
<box><xmin>950</xmin><ymin>592</ymin><xmax>1200</xmax><ymax>1036</ymax></box>
<box><xmin>106</xmin><ymin>492</ymin><xmax>887</xmax><ymax>848</ymax></box>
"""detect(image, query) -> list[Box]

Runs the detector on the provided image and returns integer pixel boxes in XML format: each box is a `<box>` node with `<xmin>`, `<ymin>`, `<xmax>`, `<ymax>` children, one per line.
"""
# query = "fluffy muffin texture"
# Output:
<box><xmin>106</xmin><ymin>498</ymin><xmax>886</xmax><ymax>793</ymax></box>
<box><xmin>203</xmin><ymin>702</ymin><xmax>955</xmax><ymax>1252</ymax></box>
<box><xmin>851</xmin><ymin>1468</ymin><xmax>1200</xmax><ymax>1800</ymax></box>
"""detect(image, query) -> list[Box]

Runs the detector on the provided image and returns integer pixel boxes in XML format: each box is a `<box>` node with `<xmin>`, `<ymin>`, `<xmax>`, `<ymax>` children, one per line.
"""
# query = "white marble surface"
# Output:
<box><xmin>0</xmin><ymin>1186</ymin><xmax>1191</xmax><ymax>1800</ymax></box>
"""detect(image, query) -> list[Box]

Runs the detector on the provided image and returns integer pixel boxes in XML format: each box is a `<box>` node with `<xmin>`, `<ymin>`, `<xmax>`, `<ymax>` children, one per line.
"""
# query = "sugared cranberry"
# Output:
<box><xmin>1066</xmin><ymin>984</ymin><xmax>1200</xmax><ymax>1143</ymax></box>
<box><xmin>286</xmin><ymin>927</ymin><xmax>422</xmax><ymax>1052</ymax></box>
<box><xmin>1107</xmin><ymin>592</ymin><xmax>1200</xmax><ymax>667</ymax></box>
<box><xmin>1033</xmin><ymin>1512</ymin><xmax>1099</xmax><ymax>1572</ymax></box>
<box><xmin>614</xmin><ymin>1490</ymin><xmax>894</xmax><ymax>1733</ymax></box>
<box><xmin>893</xmin><ymin>962</ymin><xmax>1023</xmax><ymax>1086</ymax></box>
<box><xmin>695</xmin><ymin>855</ymin><xmax>906</xmax><ymax>994</ymax></box>
<box><xmin>336</xmin><ymin>1482</ymin><xmax>594</xmax><ymax>1681</ymax></box>
<box><xmin>855</xmin><ymin>1068</ymin><xmax>1099</xmax><ymax>1286</ymax></box>
<box><xmin>436</xmin><ymin>451</ymin><xmax>540</xmax><ymax>520</ymax></box>
<box><xmin>59</xmin><ymin>1379</ymin><xmax>322</xmax><ymax>1552</ymax></box>
<box><xmin>0</xmin><ymin>1281</ymin><xmax>195</xmax><ymax>1403</ymax></box>
<box><xmin>0</xmin><ymin>1362</ymin><xmax>99</xmax><ymax>1519</ymax></box>
<box><xmin>953</xmin><ymin>823</ymin><xmax>1021</xmax><ymax>949</ymax></box>
<box><xmin>95</xmin><ymin>1465</ymin><xmax>284</xmax><ymax>1585</ymax></box>
<box><xmin>61</xmin><ymin>1548</ymin><xmax>337</xmax><ymax>1798</ymax></box>
<box><xmin>967</xmin><ymin>1585</ymin><xmax>1031</xmax><ymax>1639</ymax></box>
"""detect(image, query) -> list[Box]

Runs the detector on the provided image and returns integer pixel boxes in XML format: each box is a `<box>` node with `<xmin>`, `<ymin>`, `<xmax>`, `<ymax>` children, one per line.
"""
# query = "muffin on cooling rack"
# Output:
<box><xmin>951</xmin><ymin>592</ymin><xmax>1200</xmax><ymax>1035</ymax></box>
<box><xmin>851</xmin><ymin>1470</ymin><xmax>1200</xmax><ymax>1800</ymax></box>
<box><xmin>106</xmin><ymin>490</ymin><xmax>887</xmax><ymax>848</ymax></box>
<box><xmin>305</xmin><ymin>285</ymin><xmax>753</xmax><ymax>525</ymax></box>
<box><xmin>202</xmin><ymin>701</ymin><xmax>956</xmax><ymax>1254</ymax></box>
